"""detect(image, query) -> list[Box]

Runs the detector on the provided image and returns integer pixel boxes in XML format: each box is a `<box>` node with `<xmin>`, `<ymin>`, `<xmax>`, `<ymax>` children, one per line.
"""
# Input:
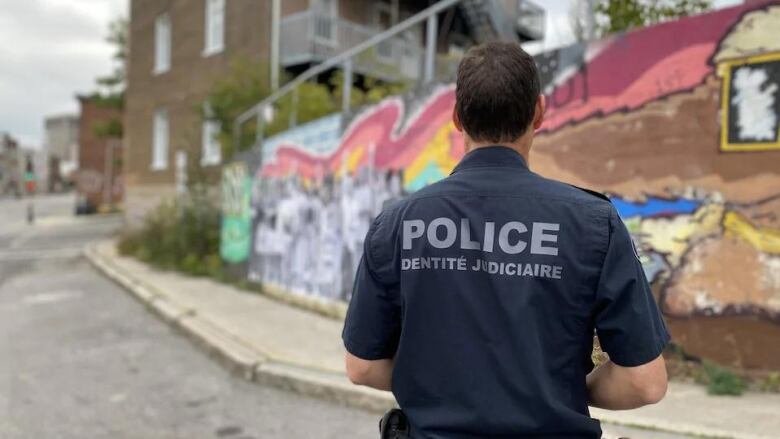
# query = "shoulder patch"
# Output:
<box><xmin>567</xmin><ymin>184</ymin><xmax>611</xmax><ymax>202</ymax></box>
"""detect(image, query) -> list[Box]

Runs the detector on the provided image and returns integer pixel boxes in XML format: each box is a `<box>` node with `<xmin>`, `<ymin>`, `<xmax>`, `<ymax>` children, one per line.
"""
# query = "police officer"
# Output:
<box><xmin>342</xmin><ymin>41</ymin><xmax>670</xmax><ymax>439</ymax></box>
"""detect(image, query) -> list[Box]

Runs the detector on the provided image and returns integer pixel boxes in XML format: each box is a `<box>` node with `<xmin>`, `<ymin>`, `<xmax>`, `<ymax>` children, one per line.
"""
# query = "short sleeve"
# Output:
<box><xmin>341</xmin><ymin>215</ymin><xmax>402</xmax><ymax>360</ymax></box>
<box><xmin>594</xmin><ymin>207</ymin><xmax>670</xmax><ymax>367</ymax></box>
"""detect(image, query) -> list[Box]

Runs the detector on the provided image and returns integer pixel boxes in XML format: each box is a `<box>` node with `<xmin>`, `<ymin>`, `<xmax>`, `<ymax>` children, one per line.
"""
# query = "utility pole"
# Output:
<box><xmin>424</xmin><ymin>12</ymin><xmax>438</xmax><ymax>83</ymax></box>
<box><xmin>585</xmin><ymin>0</ymin><xmax>596</xmax><ymax>40</ymax></box>
<box><xmin>270</xmin><ymin>0</ymin><xmax>281</xmax><ymax>91</ymax></box>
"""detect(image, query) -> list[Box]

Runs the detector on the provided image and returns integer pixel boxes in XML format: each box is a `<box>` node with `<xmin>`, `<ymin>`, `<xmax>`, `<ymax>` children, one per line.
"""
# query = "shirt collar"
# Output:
<box><xmin>450</xmin><ymin>146</ymin><xmax>529</xmax><ymax>175</ymax></box>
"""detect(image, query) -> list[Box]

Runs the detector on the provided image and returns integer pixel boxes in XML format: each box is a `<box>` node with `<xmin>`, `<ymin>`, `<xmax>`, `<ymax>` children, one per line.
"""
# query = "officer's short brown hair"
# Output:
<box><xmin>455</xmin><ymin>41</ymin><xmax>540</xmax><ymax>143</ymax></box>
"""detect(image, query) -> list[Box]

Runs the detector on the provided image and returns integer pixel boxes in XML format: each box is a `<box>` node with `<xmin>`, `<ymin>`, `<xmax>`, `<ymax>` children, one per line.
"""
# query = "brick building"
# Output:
<box><xmin>125</xmin><ymin>0</ymin><xmax>544</xmax><ymax>223</ymax></box>
<box><xmin>77</xmin><ymin>96</ymin><xmax>123</xmax><ymax>212</ymax></box>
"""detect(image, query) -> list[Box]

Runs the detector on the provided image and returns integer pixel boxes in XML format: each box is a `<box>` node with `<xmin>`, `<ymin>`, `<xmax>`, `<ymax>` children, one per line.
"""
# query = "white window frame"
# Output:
<box><xmin>151</xmin><ymin>108</ymin><xmax>169</xmax><ymax>170</ymax></box>
<box><xmin>203</xmin><ymin>0</ymin><xmax>225</xmax><ymax>56</ymax></box>
<box><xmin>312</xmin><ymin>0</ymin><xmax>338</xmax><ymax>45</ymax></box>
<box><xmin>201</xmin><ymin>104</ymin><xmax>222</xmax><ymax>166</ymax></box>
<box><xmin>153</xmin><ymin>13</ymin><xmax>171</xmax><ymax>74</ymax></box>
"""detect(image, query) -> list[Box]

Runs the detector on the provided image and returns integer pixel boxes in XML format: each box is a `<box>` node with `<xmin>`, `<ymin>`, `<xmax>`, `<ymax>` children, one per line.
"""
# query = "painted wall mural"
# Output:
<box><xmin>240</xmin><ymin>1</ymin><xmax>780</xmax><ymax>369</ymax></box>
<box><xmin>220</xmin><ymin>162</ymin><xmax>252</xmax><ymax>264</ymax></box>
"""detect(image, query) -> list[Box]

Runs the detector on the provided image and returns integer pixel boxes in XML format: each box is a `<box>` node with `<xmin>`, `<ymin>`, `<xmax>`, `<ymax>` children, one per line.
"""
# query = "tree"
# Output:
<box><xmin>206</xmin><ymin>59</ymin><xmax>411</xmax><ymax>160</ymax></box>
<box><xmin>594</xmin><ymin>0</ymin><xmax>711</xmax><ymax>36</ymax></box>
<box><xmin>205</xmin><ymin>58</ymin><xmax>273</xmax><ymax>158</ymax></box>
<box><xmin>96</xmin><ymin>17</ymin><xmax>128</xmax><ymax>93</ymax></box>
<box><xmin>92</xmin><ymin>17</ymin><xmax>128</xmax><ymax>139</ymax></box>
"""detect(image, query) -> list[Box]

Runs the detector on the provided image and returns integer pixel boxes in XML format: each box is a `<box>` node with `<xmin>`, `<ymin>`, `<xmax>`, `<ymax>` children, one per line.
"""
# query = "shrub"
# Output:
<box><xmin>760</xmin><ymin>372</ymin><xmax>780</xmax><ymax>393</ymax></box>
<box><xmin>703</xmin><ymin>362</ymin><xmax>745</xmax><ymax>396</ymax></box>
<box><xmin>117</xmin><ymin>193</ymin><xmax>223</xmax><ymax>278</ymax></box>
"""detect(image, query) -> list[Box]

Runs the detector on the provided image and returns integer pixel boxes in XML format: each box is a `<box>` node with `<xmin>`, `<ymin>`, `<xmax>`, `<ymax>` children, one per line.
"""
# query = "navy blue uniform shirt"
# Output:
<box><xmin>342</xmin><ymin>146</ymin><xmax>670</xmax><ymax>438</ymax></box>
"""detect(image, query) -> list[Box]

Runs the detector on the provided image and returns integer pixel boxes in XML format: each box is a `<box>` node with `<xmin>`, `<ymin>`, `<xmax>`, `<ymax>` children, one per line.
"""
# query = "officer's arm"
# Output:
<box><xmin>342</xmin><ymin>211</ymin><xmax>402</xmax><ymax>392</ymax></box>
<box><xmin>590</xmin><ymin>207</ymin><xmax>670</xmax><ymax>410</ymax></box>
<box><xmin>345</xmin><ymin>352</ymin><xmax>394</xmax><ymax>391</ymax></box>
<box><xmin>586</xmin><ymin>354</ymin><xmax>667</xmax><ymax>410</ymax></box>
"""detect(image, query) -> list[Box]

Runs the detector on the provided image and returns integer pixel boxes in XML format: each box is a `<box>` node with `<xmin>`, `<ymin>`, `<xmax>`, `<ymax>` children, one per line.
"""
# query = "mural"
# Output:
<box><xmin>240</xmin><ymin>1</ymin><xmax>780</xmax><ymax>369</ymax></box>
<box><xmin>220</xmin><ymin>162</ymin><xmax>252</xmax><ymax>264</ymax></box>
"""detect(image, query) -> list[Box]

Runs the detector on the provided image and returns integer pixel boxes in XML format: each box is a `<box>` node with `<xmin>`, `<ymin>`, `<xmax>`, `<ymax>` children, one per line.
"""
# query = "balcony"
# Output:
<box><xmin>280</xmin><ymin>10</ymin><xmax>424</xmax><ymax>83</ymax></box>
<box><xmin>516</xmin><ymin>0</ymin><xmax>545</xmax><ymax>42</ymax></box>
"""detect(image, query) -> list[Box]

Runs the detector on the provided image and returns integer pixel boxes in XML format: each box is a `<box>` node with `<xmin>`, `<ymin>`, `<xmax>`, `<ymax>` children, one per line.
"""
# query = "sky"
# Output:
<box><xmin>0</xmin><ymin>0</ymin><xmax>743</xmax><ymax>148</ymax></box>
<box><xmin>0</xmin><ymin>0</ymin><xmax>128</xmax><ymax>147</ymax></box>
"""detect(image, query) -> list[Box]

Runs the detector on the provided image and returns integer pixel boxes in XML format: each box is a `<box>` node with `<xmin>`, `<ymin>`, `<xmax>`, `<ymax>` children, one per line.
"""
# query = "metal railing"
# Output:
<box><xmin>233</xmin><ymin>0</ymin><xmax>463</xmax><ymax>151</ymax></box>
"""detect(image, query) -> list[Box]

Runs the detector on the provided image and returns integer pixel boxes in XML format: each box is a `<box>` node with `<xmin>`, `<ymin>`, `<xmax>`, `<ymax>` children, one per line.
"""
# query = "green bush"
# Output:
<box><xmin>117</xmin><ymin>194</ymin><xmax>223</xmax><ymax>278</ymax></box>
<box><xmin>206</xmin><ymin>58</ymin><xmax>411</xmax><ymax>160</ymax></box>
<box><xmin>703</xmin><ymin>362</ymin><xmax>745</xmax><ymax>396</ymax></box>
<box><xmin>760</xmin><ymin>372</ymin><xmax>780</xmax><ymax>393</ymax></box>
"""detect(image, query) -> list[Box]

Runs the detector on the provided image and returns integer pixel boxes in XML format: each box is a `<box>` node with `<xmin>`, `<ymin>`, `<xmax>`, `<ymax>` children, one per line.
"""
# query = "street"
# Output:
<box><xmin>0</xmin><ymin>194</ymin><xmax>378</xmax><ymax>439</ymax></box>
<box><xmin>0</xmin><ymin>194</ymin><xmax>693</xmax><ymax>439</ymax></box>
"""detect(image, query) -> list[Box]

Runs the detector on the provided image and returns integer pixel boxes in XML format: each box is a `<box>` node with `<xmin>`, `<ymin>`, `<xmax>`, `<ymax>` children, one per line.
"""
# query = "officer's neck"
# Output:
<box><xmin>464</xmin><ymin>132</ymin><xmax>532</xmax><ymax>165</ymax></box>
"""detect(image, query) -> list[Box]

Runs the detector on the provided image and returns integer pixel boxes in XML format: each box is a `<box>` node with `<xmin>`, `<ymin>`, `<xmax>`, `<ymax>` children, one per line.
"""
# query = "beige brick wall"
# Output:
<box><xmin>125</xmin><ymin>0</ymin><xmax>278</xmax><ymax>209</ymax></box>
<box><xmin>124</xmin><ymin>0</ymin><xmax>402</xmax><ymax>222</ymax></box>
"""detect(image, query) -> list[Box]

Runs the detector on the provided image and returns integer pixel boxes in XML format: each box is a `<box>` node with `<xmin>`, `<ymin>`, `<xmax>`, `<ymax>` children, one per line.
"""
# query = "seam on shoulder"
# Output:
<box><xmin>404</xmin><ymin>192</ymin><xmax>609</xmax><ymax>209</ymax></box>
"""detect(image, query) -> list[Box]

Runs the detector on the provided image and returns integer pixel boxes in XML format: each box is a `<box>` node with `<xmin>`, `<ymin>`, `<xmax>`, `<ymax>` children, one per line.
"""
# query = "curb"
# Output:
<box><xmin>84</xmin><ymin>242</ymin><xmax>770</xmax><ymax>439</ymax></box>
<box><xmin>83</xmin><ymin>242</ymin><xmax>395</xmax><ymax>414</ymax></box>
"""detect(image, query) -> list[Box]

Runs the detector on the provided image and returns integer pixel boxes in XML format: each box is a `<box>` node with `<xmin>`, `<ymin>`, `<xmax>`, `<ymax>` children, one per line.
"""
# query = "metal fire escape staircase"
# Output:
<box><xmin>460</xmin><ymin>0</ymin><xmax>520</xmax><ymax>43</ymax></box>
<box><xmin>232</xmin><ymin>0</ymin><xmax>539</xmax><ymax>150</ymax></box>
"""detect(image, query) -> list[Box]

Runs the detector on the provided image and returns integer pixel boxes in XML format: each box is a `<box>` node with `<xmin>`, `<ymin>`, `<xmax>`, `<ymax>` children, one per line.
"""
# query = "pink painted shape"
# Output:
<box><xmin>542</xmin><ymin>43</ymin><xmax>716</xmax><ymax>132</ymax></box>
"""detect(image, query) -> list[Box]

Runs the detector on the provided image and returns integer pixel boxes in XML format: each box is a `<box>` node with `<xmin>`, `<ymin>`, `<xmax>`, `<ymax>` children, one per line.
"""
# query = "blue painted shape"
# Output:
<box><xmin>610</xmin><ymin>196</ymin><xmax>701</xmax><ymax>219</ymax></box>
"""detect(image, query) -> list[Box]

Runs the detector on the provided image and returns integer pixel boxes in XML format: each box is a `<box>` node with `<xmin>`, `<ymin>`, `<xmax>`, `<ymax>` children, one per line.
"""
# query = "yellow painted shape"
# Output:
<box><xmin>713</xmin><ymin>6</ymin><xmax>780</xmax><ymax>64</ymax></box>
<box><xmin>638</xmin><ymin>203</ymin><xmax>724</xmax><ymax>267</ymax></box>
<box><xmin>335</xmin><ymin>145</ymin><xmax>366</xmax><ymax>178</ymax></box>
<box><xmin>723</xmin><ymin>211</ymin><xmax>780</xmax><ymax>255</ymax></box>
<box><xmin>404</xmin><ymin>122</ymin><xmax>459</xmax><ymax>187</ymax></box>
<box><xmin>347</xmin><ymin>145</ymin><xmax>365</xmax><ymax>173</ymax></box>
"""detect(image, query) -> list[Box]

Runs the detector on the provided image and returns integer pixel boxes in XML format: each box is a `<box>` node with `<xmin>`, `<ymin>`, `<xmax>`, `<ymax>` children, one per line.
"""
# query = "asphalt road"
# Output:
<box><xmin>0</xmin><ymin>193</ymin><xmax>692</xmax><ymax>439</ymax></box>
<box><xmin>0</xmin><ymin>194</ymin><xmax>378</xmax><ymax>439</ymax></box>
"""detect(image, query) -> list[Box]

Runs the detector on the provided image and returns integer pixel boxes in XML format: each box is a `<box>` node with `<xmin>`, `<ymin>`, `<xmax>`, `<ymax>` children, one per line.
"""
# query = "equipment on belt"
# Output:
<box><xmin>379</xmin><ymin>408</ymin><xmax>410</xmax><ymax>439</ymax></box>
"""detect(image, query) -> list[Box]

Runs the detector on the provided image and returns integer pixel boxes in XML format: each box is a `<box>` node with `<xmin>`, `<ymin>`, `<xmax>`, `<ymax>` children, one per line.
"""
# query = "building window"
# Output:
<box><xmin>719</xmin><ymin>52</ymin><xmax>780</xmax><ymax>152</ymax></box>
<box><xmin>313</xmin><ymin>0</ymin><xmax>337</xmax><ymax>43</ymax></box>
<box><xmin>203</xmin><ymin>0</ymin><xmax>225</xmax><ymax>56</ymax></box>
<box><xmin>151</xmin><ymin>109</ymin><xmax>169</xmax><ymax>170</ymax></box>
<box><xmin>154</xmin><ymin>13</ymin><xmax>171</xmax><ymax>74</ymax></box>
<box><xmin>201</xmin><ymin>105</ymin><xmax>221</xmax><ymax>165</ymax></box>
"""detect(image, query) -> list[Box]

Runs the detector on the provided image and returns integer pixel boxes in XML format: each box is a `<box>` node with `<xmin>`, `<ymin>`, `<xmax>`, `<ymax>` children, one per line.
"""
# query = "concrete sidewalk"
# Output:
<box><xmin>86</xmin><ymin>240</ymin><xmax>780</xmax><ymax>439</ymax></box>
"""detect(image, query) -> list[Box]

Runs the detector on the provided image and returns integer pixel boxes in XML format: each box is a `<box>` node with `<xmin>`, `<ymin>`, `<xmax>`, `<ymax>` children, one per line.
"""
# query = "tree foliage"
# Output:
<box><xmin>206</xmin><ymin>59</ymin><xmax>410</xmax><ymax>160</ymax></box>
<box><xmin>594</xmin><ymin>0</ymin><xmax>712</xmax><ymax>36</ymax></box>
<box><xmin>92</xmin><ymin>16</ymin><xmax>128</xmax><ymax>139</ymax></box>
<box><xmin>205</xmin><ymin>58</ymin><xmax>273</xmax><ymax>158</ymax></box>
<box><xmin>96</xmin><ymin>17</ymin><xmax>128</xmax><ymax>91</ymax></box>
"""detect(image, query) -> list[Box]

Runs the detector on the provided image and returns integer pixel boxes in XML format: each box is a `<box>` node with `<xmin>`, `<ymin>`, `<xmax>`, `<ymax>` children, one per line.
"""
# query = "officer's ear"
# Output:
<box><xmin>452</xmin><ymin>106</ymin><xmax>463</xmax><ymax>132</ymax></box>
<box><xmin>532</xmin><ymin>95</ymin><xmax>546</xmax><ymax>130</ymax></box>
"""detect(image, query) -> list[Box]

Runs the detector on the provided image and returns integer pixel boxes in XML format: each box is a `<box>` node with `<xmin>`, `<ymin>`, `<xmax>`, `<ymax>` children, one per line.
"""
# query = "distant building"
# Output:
<box><xmin>44</xmin><ymin>114</ymin><xmax>80</xmax><ymax>180</ymax></box>
<box><xmin>0</xmin><ymin>133</ymin><xmax>22</xmax><ymax>197</ymax></box>
<box><xmin>77</xmin><ymin>96</ymin><xmax>124</xmax><ymax>212</ymax></box>
<box><xmin>125</xmin><ymin>0</ymin><xmax>544</xmax><ymax>222</ymax></box>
